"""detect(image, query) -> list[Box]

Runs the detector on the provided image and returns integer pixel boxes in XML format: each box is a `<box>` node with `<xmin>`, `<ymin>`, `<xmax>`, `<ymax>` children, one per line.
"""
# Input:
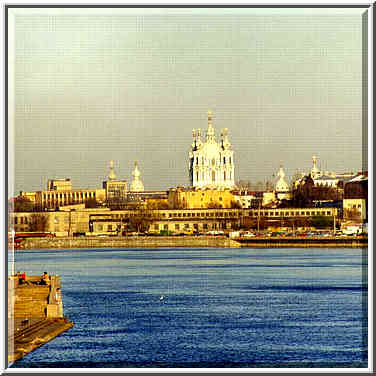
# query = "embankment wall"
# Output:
<box><xmin>14</xmin><ymin>235</ymin><xmax>368</xmax><ymax>250</ymax></box>
<box><xmin>18</xmin><ymin>236</ymin><xmax>241</xmax><ymax>250</ymax></box>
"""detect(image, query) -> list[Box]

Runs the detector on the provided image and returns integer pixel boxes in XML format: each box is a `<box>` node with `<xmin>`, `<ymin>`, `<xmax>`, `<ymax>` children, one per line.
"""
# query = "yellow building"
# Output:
<box><xmin>36</xmin><ymin>188</ymin><xmax>106</xmax><ymax>209</ymax></box>
<box><xmin>47</xmin><ymin>179</ymin><xmax>73</xmax><ymax>191</ymax></box>
<box><xmin>10</xmin><ymin>206</ymin><xmax>339</xmax><ymax>236</ymax></box>
<box><xmin>167</xmin><ymin>187</ymin><xmax>236</xmax><ymax>209</ymax></box>
<box><xmin>19</xmin><ymin>191</ymin><xmax>37</xmax><ymax>203</ymax></box>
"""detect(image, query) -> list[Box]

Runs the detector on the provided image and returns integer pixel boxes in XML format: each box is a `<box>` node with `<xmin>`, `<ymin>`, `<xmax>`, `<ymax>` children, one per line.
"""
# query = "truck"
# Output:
<box><xmin>342</xmin><ymin>226</ymin><xmax>362</xmax><ymax>236</ymax></box>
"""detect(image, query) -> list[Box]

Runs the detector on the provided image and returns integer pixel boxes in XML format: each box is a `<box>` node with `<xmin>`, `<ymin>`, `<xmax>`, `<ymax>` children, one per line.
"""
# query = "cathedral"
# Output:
<box><xmin>189</xmin><ymin>111</ymin><xmax>235</xmax><ymax>189</ymax></box>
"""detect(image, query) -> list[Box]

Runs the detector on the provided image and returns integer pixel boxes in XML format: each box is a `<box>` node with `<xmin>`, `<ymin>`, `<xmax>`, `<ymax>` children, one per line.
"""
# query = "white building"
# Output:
<box><xmin>294</xmin><ymin>155</ymin><xmax>356</xmax><ymax>188</ymax></box>
<box><xmin>275</xmin><ymin>165</ymin><xmax>290</xmax><ymax>200</ymax></box>
<box><xmin>189</xmin><ymin>111</ymin><xmax>235</xmax><ymax>189</ymax></box>
<box><xmin>130</xmin><ymin>161</ymin><xmax>144</xmax><ymax>192</ymax></box>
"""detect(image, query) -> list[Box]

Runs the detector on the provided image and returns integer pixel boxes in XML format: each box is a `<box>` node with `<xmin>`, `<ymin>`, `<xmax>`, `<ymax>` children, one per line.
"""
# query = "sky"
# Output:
<box><xmin>8</xmin><ymin>6</ymin><xmax>368</xmax><ymax>194</ymax></box>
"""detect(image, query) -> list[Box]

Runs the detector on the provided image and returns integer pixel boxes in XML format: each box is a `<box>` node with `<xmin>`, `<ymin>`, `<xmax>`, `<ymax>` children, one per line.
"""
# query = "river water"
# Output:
<box><xmin>10</xmin><ymin>247</ymin><xmax>367</xmax><ymax>368</ymax></box>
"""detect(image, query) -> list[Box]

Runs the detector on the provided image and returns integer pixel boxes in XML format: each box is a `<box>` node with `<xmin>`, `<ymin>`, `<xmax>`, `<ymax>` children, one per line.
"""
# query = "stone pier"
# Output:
<box><xmin>8</xmin><ymin>275</ymin><xmax>73</xmax><ymax>364</ymax></box>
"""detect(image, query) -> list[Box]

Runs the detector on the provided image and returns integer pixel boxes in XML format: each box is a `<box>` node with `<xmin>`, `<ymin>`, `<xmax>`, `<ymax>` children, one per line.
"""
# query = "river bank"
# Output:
<box><xmin>12</xmin><ymin>235</ymin><xmax>368</xmax><ymax>250</ymax></box>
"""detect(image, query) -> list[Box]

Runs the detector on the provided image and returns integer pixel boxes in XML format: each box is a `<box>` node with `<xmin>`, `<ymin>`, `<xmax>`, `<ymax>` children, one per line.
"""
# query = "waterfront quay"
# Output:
<box><xmin>8</xmin><ymin>275</ymin><xmax>73</xmax><ymax>364</ymax></box>
<box><xmin>11</xmin><ymin>234</ymin><xmax>368</xmax><ymax>250</ymax></box>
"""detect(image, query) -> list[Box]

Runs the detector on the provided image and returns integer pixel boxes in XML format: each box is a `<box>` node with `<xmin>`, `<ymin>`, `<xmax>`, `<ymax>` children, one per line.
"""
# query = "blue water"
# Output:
<box><xmin>11</xmin><ymin>248</ymin><xmax>367</xmax><ymax>368</ymax></box>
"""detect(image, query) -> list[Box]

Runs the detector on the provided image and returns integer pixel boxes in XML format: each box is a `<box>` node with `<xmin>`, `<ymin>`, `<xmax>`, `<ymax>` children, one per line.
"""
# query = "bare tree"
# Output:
<box><xmin>207</xmin><ymin>201</ymin><xmax>222</xmax><ymax>209</ymax></box>
<box><xmin>128</xmin><ymin>209</ymin><xmax>161</xmax><ymax>233</ymax></box>
<box><xmin>29</xmin><ymin>213</ymin><xmax>48</xmax><ymax>232</ymax></box>
<box><xmin>236</xmin><ymin>180</ymin><xmax>252</xmax><ymax>189</ymax></box>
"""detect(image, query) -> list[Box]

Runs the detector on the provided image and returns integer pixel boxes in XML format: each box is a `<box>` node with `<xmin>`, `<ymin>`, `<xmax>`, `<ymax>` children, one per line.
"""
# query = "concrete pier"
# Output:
<box><xmin>8</xmin><ymin>275</ymin><xmax>73</xmax><ymax>365</ymax></box>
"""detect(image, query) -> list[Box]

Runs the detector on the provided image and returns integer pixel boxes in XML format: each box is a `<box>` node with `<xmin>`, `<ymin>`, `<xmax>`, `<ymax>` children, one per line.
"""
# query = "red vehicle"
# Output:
<box><xmin>14</xmin><ymin>232</ymin><xmax>56</xmax><ymax>239</ymax></box>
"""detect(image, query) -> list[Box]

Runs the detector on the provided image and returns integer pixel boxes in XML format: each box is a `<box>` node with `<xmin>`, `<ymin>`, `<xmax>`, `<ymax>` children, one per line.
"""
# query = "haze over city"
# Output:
<box><xmin>9</xmin><ymin>7</ymin><xmax>366</xmax><ymax>195</ymax></box>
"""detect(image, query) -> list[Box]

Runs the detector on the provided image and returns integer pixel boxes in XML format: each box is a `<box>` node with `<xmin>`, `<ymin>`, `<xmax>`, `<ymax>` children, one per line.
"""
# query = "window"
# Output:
<box><xmin>163</xmin><ymin>224</ymin><xmax>168</xmax><ymax>231</ymax></box>
<box><xmin>358</xmin><ymin>204</ymin><xmax>361</xmax><ymax>208</ymax></box>
<box><xmin>175</xmin><ymin>224</ymin><xmax>180</xmax><ymax>230</ymax></box>
<box><xmin>275</xmin><ymin>212</ymin><xmax>279</xmax><ymax>216</ymax></box>
<box><xmin>203</xmin><ymin>224</ymin><xmax>208</xmax><ymax>229</ymax></box>
<box><xmin>184</xmin><ymin>223</ymin><xmax>189</xmax><ymax>229</ymax></box>
<box><xmin>219</xmin><ymin>197</ymin><xmax>222</xmax><ymax>201</ymax></box>
<box><xmin>14</xmin><ymin>217</ymin><xmax>18</xmax><ymax>224</ymax></box>
<box><xmin>98</xmin><ymin>224</ymin><xmax>103</xmax><ymax>231</ymax></box>
<box><xmin>154</xmin><ymin>224</ymin><xmax>159</xmax><ymax>230</ymax></box>
<box><xmin>327</xmin><ymin>211</ymin><xmax>331</xmax><ymax>215</ymax></box>
<box><xmin>108</xmin><ymin>225</ymin><xmax>112</xmax><ymax>231</ymax></box>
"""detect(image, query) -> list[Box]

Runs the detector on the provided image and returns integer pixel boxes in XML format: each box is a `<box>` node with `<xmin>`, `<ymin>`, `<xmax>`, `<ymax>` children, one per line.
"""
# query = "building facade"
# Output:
<box><xmin>189</xmin><ymin>111</ymin><xmax>235</xmax><ymax>189</ymax></box>
<box><xmin>167</xmin><ymin>187</ymin><xmax>236</xmax><ymax>209</ymax></box>
<box><xmin>10</xmin><ymin>206</ymin><xmax>339</xmax><ymax>236</ymax></box>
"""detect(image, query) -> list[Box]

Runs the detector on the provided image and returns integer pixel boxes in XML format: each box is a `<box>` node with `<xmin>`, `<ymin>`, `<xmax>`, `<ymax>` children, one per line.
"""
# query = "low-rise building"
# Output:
<box><xmin>10</xmin><ymin>206</ymin><xmax>339</xmax><ymax>236</ymax></box>
<box><xmin>343</xmin><ymin>173</ymin><xmax>368</xmax><ymax>221</ymax></box>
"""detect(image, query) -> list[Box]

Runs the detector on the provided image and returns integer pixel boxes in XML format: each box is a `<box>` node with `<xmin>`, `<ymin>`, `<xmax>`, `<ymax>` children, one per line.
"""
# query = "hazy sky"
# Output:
<box><xmin>9</xmin><ymin>7</ymin><xmax>367</xmax><ymax>194</ymax></box>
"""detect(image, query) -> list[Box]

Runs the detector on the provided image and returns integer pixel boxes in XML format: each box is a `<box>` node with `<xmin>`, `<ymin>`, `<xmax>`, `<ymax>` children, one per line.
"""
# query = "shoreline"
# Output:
<box><xmin>11</xmin><ymin>235</ymin><xmax>368</xmax><ymax>250</ymax></box>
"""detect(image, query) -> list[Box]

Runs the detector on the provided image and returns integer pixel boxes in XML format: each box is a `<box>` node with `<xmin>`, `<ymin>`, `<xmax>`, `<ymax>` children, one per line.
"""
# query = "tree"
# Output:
<box><xmin>236</xmin><ymin>180</ymin><xmax>252</xmax><ymax>190</ymax></box>
<box><xmin>29</xmin><ymin>213</ymin><xmax>48</xmax><ymax>232</ymax></box>
<box><xmin>207</xmin><ymin>201</ymin><xmax>222</xmax><ymax>209</ymax></box>
<box><xmin>240</xmin><ymin>216</ymin><xmax>256</xmax><ymax>230</ymax></box>
<box><xmin>311</xmin><ymin>216</ymin><xmax>333</xmax><ymax>229</ymax></box>
<box><xmin>265</xmin><ymin>180</ymin><xmax>274</xmax><ymax>191</ymax></box>
<box><xmin>146</xmin><ymin>200</ymin><xmax>169</xmax><ymax>210</ymax></box>
<box><xmin>85</xmin><ymin>198</ymin><xmax>99</xmax><ymax>208</ymax></box>
<box><xmin>128</xmin><ymin>209</ymin><xmax>161</xmax><ymax>233</ymax></box>
<box><xmin>230</xmin><ymin>200</ymin><xmax>242</xmax><ymax>209</ymax></box>
<box><xmin>255</xmin><ymin>181</ymin><xmax>264</xmax><ymax>191</ymax></box>
<box><xmin>11</xmin><ymin>197</ymin><xmax>35</xmax><ymax>212</ymax></box>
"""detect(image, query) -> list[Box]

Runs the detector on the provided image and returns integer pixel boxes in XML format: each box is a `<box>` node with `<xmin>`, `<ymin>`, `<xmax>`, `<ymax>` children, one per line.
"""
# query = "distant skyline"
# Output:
<box><xmin>8</xmin><ymin>7</ymin><xmax>367</xmax><ymax>195</ymax></box>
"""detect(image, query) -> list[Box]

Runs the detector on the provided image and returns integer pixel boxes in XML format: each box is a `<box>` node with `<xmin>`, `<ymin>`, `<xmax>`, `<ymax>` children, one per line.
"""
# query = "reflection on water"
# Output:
<box><xmin>11</xmin><ymin>248</ymin><xmax>367</xmax><ymax>368</ymax></box>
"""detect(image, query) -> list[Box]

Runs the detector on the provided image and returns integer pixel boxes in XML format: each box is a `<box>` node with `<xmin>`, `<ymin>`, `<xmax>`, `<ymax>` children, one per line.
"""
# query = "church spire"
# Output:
<box><xmin>130</xmin><ymin>161</ymin><xmax>144</xmax><ymax>192</ymax></box>
<box><xmin>206</xmin><ymin>110</ymin><xmax>216</xmax><ymax>142</ymax></box>
<box><xmin>108</xmin><ymin>160</ymin><xmax>117</xmax><ymax>181</ymax></box>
